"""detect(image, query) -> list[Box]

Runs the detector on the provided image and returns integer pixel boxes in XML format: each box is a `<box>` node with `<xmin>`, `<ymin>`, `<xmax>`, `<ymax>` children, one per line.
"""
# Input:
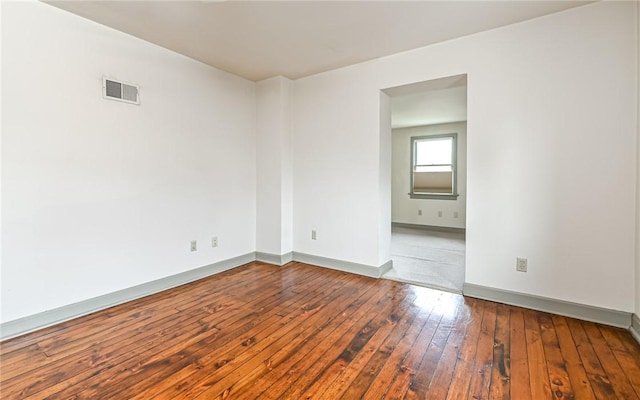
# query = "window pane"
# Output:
<box><xmin>410</xmin><ymin>133</ymin><xmax>458</xmax><ymax>199</ymax></box>
<box><xmin>416</xmin><ymin>138</ymin><xmax>452</xmax><ymax>165</ymax></box>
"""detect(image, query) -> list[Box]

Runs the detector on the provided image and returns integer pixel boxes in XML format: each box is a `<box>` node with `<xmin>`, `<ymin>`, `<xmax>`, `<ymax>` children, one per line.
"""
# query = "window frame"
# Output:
<box><xmin>409</xmin><ymin>133</ymin><xmax>459</xmax><ymax>200</ymax></box>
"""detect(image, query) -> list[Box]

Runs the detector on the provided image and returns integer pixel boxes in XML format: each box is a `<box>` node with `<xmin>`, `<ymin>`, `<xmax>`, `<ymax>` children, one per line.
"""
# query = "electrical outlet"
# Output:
<box><xmin>418</xmin><ymin>209</ymin><xmax>422</xmax><ymax>216</ymax></box>
<box><xmin>190</xmin><ymin>240</ymin><xmax>197</xmax><ymax>252</ymax></box>
<box><xmin>453</xmin><ymin>211</ymin><xmax>459</xmax><ymax>218</ymax></box>
<box><xmin>438</xmin><ymin>211</ymin><xmax>443</xmax><ymax>218</ymax></box>
<box><xmin>516</xmin><ymin>257</ymin><xmax>527</xmax><ymax>272</ymax></box>
<box><xmin>212</xmin><ymin>237</ymin><xmax>218</xmax><ymax>247</ymax></box>
<box><xmin>311</xmin><ymin>230</ymin><xmax>317</xmax><ymax>240</ymax></box>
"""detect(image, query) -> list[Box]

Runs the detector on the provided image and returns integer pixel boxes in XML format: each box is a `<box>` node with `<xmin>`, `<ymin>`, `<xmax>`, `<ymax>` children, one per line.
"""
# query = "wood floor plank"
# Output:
<box><xmin>441</xmin><ymin>297</ymin><xmax>486</xmax><ymax>399</ymax></box>
<box><xmin>524</xmin><ymin>308</ymin><xmax>553</xmax><ymax>400</ymax></box>
<box><xmin>613</xmin><ymin>326</ymin><xmax>640</xmax><ymax>355</ymax></box>
<box><xmin>372</xmin><ymin>293</ymin><xmax>462</xmax><ymax>399</ymax></box>
<box><xmin>340</xmin><ymin>289</ymin><xmax>441</xmax><ymax>399</ymax></box>
<box><xmin>0</xmin><ymin>343</ymin><xmax>48</xmax><ymax>374</ymax></box>
<box><xmin>386</xmin><ymin>293</ymin><xmax>464</xmax><ymax>399</ymax></box>
<box><xmin>550</xmin><ymin>315</ymin><xmax>596</xmax><ymax>400</ymax></box>
<box><xmin>538</xmin><ymin>313</ymin><xmax>575</xmax><ymax>400</ymax></box>
<box><xmin>582</xmin><ymin>321</ymin><xmax>640</xmax><ymax>400</ymax></box>
<box><xmin>237</xmin><ymin>278</ymin><xmax>395</xmax><ymax>400</ymax></box>
<box><xmin>599</xmin><ymin>326</ymin><xmax>640</xmax><ymax>397</ymax></box>
<box><xmin>148</xmin><ymin>271</ymin><xmax>368</xmax><ymax>399</ymax></box>
<box><xmin>421</xmin><ymin>297</ymin><xmax>475</xmax><ymax>400</ymax></box>
<box><xmin>270</xmin><ymin>285</ymin><xmax>417</xmax><ymax>399</ymax></box>
<box><xmin>599</xmin><ymin>326</ymin><xmax>640</xmax><ymax>398</ymax></box>
<box><xmin>240</xmin><ymin>278</ymin><xmax>388</xmax><ymax>399</ymax></box>
<box><xmin>67</xmin><ymin>264</ymin><xmax>340</xmax><ymax>399</ymax></box>
<box><xmin>565</xmin><ymin>318</ymin><xmax>617</xmax><ymax>400</ymax></box>
<box><xmin>11</xmin><ymin>263</ymin><xmax>322</xmax><ymax>399</ymax></box>
<box><xmin>2</xmin><ymin>261</ymin><xmax>640</xmax><ymax>400</ymax></box>
<box><xmin>509</xmin><ymin>307</ymin><xmax>532</xmax><ymax>400</ymax></box>
<box><xmin>310</xmin><ymin>289</ymin><xmax>421</xmax><ymax>400</ymax></box>
<box><xmin>255</xmin><ymin>297</ymin><xmax>389</xmax><ymax>398</ymax></box>
<box><xmin>466</xmin><ymin>300</ymin><xmax>498</xmax><ymax>399</ymax></box>
<box><xmin>488</xmin><ymin>303</ymin><xmax>511</xmax><ymax>400</ymax></box>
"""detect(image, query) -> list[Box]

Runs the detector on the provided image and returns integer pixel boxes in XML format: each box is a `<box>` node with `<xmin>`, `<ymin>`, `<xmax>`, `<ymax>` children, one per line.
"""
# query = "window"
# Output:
<box><xmin>410</xmin><ymin>133</ymin><xmax>458</xmax><ymax>199</ymax></box>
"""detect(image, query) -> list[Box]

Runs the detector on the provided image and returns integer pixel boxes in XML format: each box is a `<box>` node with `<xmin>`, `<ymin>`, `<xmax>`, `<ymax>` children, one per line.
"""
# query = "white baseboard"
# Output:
<box><xmin>631</xmin><ymin>314</ymin><xmax>640</xmax><ymax>345</ymax></box>
<box><xmin>0</xmin><ymin>252</ymin><xmax>255</xmax><ymax>341</ymax></box>
<box><xmin>378</xmin><ymin>259</ymin><xmax>393</xmax><ymax>276</ymax></box>
<box><xmin>255</xmin><ymin>251</ymin><xmax>293</xmax><ymax>266</ymax></box>
<box><xmin>292</xmin><ymin>252</ymin><xmax>391</xmax><ymax>278</ymax></box>
<box><xmin>464</xmin><ymin>283</ymin><xmax>632</xmax><ymax>329</ymax></box>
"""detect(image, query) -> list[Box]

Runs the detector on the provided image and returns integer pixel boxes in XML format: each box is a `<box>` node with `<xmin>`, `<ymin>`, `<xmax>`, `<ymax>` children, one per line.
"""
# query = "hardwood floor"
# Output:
<box><xmin>1</xmin><ymin>261</ymin><xmax>639</xmax><ymax>399</ymax></box>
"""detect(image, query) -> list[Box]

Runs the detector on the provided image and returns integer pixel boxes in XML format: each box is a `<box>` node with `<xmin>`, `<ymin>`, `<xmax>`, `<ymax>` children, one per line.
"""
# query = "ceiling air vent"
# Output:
<box><xmin>103</xmin><ymin>77</ymin><xmax>140</xmax><ymax>105</ymax></box>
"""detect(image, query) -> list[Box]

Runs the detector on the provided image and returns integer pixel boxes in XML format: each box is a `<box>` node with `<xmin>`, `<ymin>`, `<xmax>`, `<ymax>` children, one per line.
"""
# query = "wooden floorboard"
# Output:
<box><xmin>1</xmin><ymin>261</ymin><xmax>640</xmax><ymax>399</ymax></box>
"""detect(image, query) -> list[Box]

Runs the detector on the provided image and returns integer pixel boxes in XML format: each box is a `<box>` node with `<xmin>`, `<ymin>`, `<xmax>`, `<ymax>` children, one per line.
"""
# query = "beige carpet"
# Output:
<box><xmin>383</xmin><ymin>226</ymin><xmax>465</xmax><ymax>293</ymax></box>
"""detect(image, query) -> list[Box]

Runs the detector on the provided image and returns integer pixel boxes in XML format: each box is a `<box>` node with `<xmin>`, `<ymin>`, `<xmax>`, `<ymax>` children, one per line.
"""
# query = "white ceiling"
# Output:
<box><xmin>47</xmin><ymin>1</ymin><xmax>591</xmax><ymax>82</ymax></box>
<box><xmin>391</xmin><ymin>86</ymin><xmax>467</xmax><ymax>129</ymax></box>
<box><xmin>388</xmin><ymin>74</ymin><xmax>467</xmax><ymax>129</ymax></box>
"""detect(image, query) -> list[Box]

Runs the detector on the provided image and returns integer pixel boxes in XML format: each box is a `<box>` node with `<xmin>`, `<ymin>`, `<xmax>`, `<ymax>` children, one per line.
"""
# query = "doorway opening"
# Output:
<box><xmin>382</xmin><ymin>74</ymin><xmax>467</xmax><ymax>293</ymax></box>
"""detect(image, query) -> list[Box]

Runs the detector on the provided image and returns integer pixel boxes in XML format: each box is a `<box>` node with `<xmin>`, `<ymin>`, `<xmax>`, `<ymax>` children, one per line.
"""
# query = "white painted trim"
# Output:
<box><xmin>631</xmin><ymin>314</ymin><xmax>640</xmax><ymax>345</ymax></box>
<box><xmin>464</xmin><ymin>283</ymin><xmax>632</xmax><ymax>329</ymax></box>
<box><xmin>255</xmin><ymin>251</ymin><xmax>293</xmax><ymax>266</ymax></box>
<box><xmin>292</xmin><ymin>252</ymin><xmax>388</xmax><ymax>278</ymax></box>
<box><xmin>379</xmin><ymin>259</ymin><xmax>393</xmax><ymax>276</ymax></box>
<box><xmin>0</xmin><ymin>252</ymin><xmax>255</xmax><ymax>341</ymax></box>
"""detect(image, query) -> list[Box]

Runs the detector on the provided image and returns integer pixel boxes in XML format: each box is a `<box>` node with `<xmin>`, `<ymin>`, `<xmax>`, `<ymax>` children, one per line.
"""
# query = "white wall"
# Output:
<box><xmin>256</xmin><ymin>76</ymin><xmax>294</xmax><ymax>256</ymax></box>
<box><xmin>293</xmin><ymin>69</ymin><xmax>384</xmax><ymax>267</ymax></box>
<box><xmin>293</xmin><ymin>1</ymin><xmax>637</xmax><ymax>312</ymax></box>
<box><xmin>392</xmin><ymin>122</ymin><xmax>467</xmax><ymax>229</ymax></box>
<box><xmin>1</xmin><ymin>2</ymin><xmax>256</xmax><ymax>323</ymax></box>
<box><xmin>0</xmin><ymin>1</ymin><xmax>4</xmax><ymax>324</ymax></box>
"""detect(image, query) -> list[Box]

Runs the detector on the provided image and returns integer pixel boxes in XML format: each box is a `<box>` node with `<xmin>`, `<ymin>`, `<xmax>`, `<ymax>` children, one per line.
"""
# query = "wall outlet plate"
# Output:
<box><xmin>212</xmin><ymin>237</ymin><xmax>218</xmax><ymax>247</ymax></box>
<box><xmin>311</xmin><ymin>230</ymin><xmax>317</xmax><ymax>240</ymax></box>
<box><xmin>516</xmin><ymin>257</ymin><xmax>527</xmax><ymax>272</ymax></box>
<box><xmin>190</xmin><ymin>240</ymin><xmax>197</xmax><ymax>252</ymax></box>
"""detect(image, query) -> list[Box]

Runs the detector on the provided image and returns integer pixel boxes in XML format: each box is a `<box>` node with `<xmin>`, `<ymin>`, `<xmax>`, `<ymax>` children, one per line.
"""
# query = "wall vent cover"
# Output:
<box><xmin>103</xmin><ymin>77</ymin><xmax>139</xmax><ymax>105</ymax></box>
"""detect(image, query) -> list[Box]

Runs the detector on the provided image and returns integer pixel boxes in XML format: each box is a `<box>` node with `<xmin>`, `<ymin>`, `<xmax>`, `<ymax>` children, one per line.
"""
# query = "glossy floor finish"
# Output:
<box><xmin>1</xmin><ymin>262</ymin><xmax>639</xmax><ymax>399</ymax></box>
